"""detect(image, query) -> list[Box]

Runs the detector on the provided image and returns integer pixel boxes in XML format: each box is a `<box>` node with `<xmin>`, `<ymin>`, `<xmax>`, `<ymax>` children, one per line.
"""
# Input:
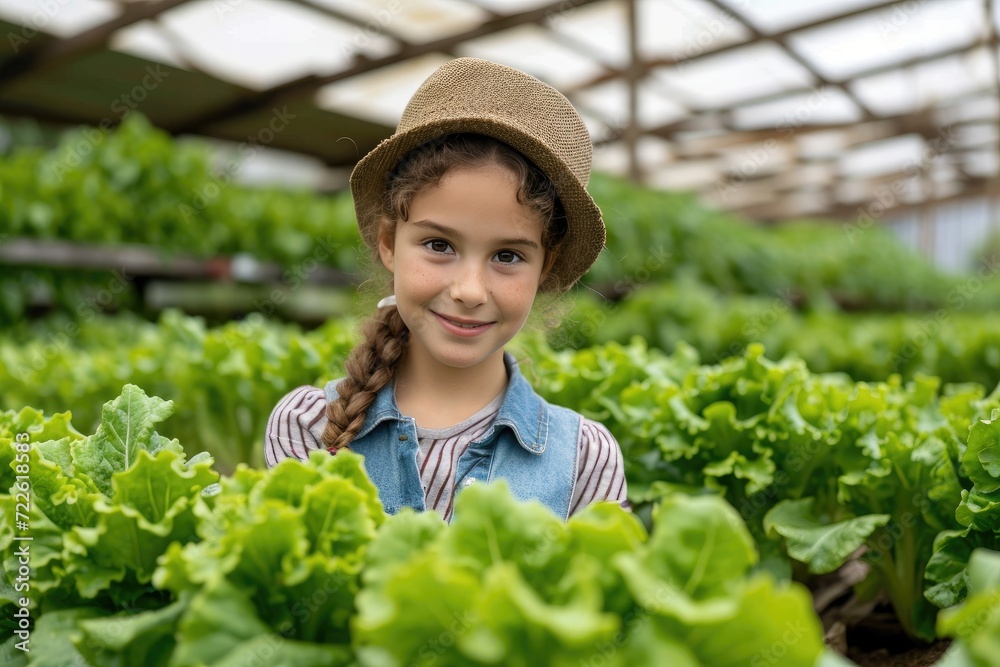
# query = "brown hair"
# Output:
<box><xmin>321</xmin><ymin>132</ymin><xmax>567</xmax><ymax>451</ymax></box>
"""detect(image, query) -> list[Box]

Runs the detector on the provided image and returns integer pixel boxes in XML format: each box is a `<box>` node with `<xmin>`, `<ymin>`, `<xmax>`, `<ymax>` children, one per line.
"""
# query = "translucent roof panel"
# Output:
<box><xmin>850</xmin><ymin>48</ymin><xmax>993</xmax><ymax>116</ymax></box>
<box><xmin>0</xmin><ymin>0</ymin><xmax>115</xmax><ymax>38</ymax></box>
<box><xmin>719</xmin><ymin>0</ymin><xmax>895</xmax><ymax>33</ymax></box>
<box><xmin>544</xmin><ymin>1</ymin><xmax>630</xmax><ymax>69</ymax></box>
<box><xmin>789</xmin><ymin>0</ymin><xmax>983</xmax><ymax>81</ymax></box>
<box><xmin>731</xmin><ymin>88</ymin><xmax>863</xmax><ymax>129</ymax></box>
<box><xmin>316</xmin><ymin>53</ymin><xmax>451</xmax><ymax>127</ymax></box>
<box><xmin>144</xmin><ymin>0</ymin><xmax>371</xmax><ymax>90</ymax></box>
<box><xmin>471</xmin><ymin>0</ymin><xmax>552</xmax><ymax>12</ymax></box>
<box><xmin>457</xmin><ymin>25</ymin><xmax>606</xmax><ymax>90</ymax></box>
<box><xmin>638</xmin><ymin>0</ymin><xmax>751</xmax><ymax>62</ymax></box>
<box><xmin>574</xmin><ymin>79</ymin><xmax>689</xmax><ymax>131</ymax></box>
<box><xmin>652</xmin><ymin>41</ymin><xmax>816</xmax><ymax>109</ymax></box>
<box><xmin>315</xmin><ymin>0</ymin><xmax>489</xmax><ymax>45</ymax></box>
<box><xmin>838</xmin><ymin>134</ymin><xmax>929</xmax><ymax>179</ymax></box>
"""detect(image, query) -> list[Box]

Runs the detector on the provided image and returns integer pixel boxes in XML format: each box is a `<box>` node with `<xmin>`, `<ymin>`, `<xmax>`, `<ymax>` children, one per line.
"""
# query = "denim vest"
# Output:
<box><xmin>323</xmin><ymin>352</ymin><xmax>581</xmax><ymax>521</ymax></box>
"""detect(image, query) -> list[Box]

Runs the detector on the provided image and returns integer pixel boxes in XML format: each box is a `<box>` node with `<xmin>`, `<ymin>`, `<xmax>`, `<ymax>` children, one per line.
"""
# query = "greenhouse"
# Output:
<box><xmin>1</xmin><ymin>1</ymin><xmax>1000</xmax><ymax>666</ymax></box>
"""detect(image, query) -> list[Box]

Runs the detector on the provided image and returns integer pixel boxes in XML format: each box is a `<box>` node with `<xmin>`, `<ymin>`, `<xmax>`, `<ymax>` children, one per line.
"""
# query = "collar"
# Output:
<box><xmin>352</xmin><ymin>351</ymin><xmax>548</xmax><ymax>454</ymax></box>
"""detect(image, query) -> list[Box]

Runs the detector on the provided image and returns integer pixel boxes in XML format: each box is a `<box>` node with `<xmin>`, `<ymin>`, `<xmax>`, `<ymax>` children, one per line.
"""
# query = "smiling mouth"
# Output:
<box><xmin>431</xmin><ymin>312</ymin><xmax>496</xmax><ymax>335</ymax></box>
<box><xmin>435</xmin><ymin>312</ymin><xmax>493</xmax><ymax>328</ymax></box>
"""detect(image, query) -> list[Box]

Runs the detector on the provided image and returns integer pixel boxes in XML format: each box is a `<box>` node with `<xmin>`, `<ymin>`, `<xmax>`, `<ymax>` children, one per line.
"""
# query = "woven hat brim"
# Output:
<box><xmin>350</xmin><ymin>117</ymin><xmax>605</xmax><ymax>292</ymax></box>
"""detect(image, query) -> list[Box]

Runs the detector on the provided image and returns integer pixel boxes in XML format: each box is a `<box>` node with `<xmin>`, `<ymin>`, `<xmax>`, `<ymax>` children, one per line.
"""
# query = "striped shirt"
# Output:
<box><xmin>265</xmin><ymin>385</ymin><xmax>629</xmax><ymax>521</ymax></box>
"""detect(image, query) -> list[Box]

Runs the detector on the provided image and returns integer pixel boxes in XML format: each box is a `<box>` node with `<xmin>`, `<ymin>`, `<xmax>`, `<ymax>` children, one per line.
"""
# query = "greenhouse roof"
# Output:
<box><xmin>0</xmin><ymin>0</ymin><xmax>996</xmax><ymax>221</ymax></box>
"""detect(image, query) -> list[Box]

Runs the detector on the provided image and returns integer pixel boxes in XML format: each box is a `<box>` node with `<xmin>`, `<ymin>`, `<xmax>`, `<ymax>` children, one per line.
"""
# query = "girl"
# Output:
<box><xmin>265</xmin><ymin>57</ymin><xmax>627</xmax><ymax>522</ymax></box>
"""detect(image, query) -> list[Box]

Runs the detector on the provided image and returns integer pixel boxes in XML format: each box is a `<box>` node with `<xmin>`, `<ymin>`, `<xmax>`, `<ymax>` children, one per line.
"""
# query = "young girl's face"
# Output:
<box><xmin>378</xmin><ymin>164</ymin><xmax>548</xmax><ymax>372</ymax></box>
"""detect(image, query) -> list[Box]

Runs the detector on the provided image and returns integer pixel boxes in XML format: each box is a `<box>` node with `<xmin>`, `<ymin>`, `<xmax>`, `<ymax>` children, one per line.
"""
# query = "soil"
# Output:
<box><xmin>845</xmin><ymin>640</ymin><xmax>951</xmax><ymax>667</ymax></box>
<box><xmin>810</xmin><ymin>559</ymin><xmax>953</xmax><ymax>667</ymax></box>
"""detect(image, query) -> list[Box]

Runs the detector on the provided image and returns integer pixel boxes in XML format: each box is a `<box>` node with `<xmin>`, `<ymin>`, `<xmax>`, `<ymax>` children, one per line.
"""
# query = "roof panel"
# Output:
<box><xmin>573</xmin><ymin>79</ymin><xmax>629</xmax><ymax>129</ymax></box>
<box><xmin>718</xmin><ymin>0</ymin><xmax>892</xmax><ymax>33</ymax></box>
<box><xmin>731</xmin><ymin>87</ymin><xmax>863</xmax><ymax>129</ymax></box>
<box><xmin>652</xmin><ymin>41</ymin><xmax>816</xmax><ymax>109</ymax></box>
<box><xmin>788</xmin><ymin>0</ymin><xmax>982</xmax><ymax>80</ymax></box>
<box><xmin>647</xmin><ymin>159</ymin><xmax>721</xmax><ymax>191</ymax></box>
<box><xmin>839</xmin><ymin>133</ymin><xmax>929</xmax><ymax>178</ymax></box>
<box><xmin>965</xmin><ymin>149</ymin><xmax>999</xmax><ymax>176</ymax></box>
<box><xmin>850</xmin><ymin>48</ymin><xmax>994</xmax><ymax>116</ymax></box>
<box><xmin>638</xmin><ymin>88</ymin><xmax>689</xmax><ymax>129</ymax></box>
<box><xmin>155</xmin><ymin>0</ymin><xmax>369</xmax><ymax>90</ymax></box>
<box><xmin>111</xmin><ymin>20</ymin><xmax>188</xmax><ymax>70</ymax></box>
<box><xmin>315</xmin><ymin>0</ymin><xmax>489</xmax><ymax>44</ymax></box>
<box><xmin>0</xmin><ymin>0</ymin><xmax>114</xmax><ymax>38</ymax></box>
<box><xmin>315</xmin><ymin>53</ymin><xmax>451</xmax><ymax>126</ymax></box>
<box><xmin>457</xmin><ymin>24</ymin><xmax>607</xmax><ymax>89</ymax></box>
<box><xmin>468</xmin><ymin>0</ymin><xmax>552</xmax><ymax>13</ymax></box>
<box><xmin>638</xmin><ymin>0</ymin><xmax>750</xmax><ymax>61</ymax></box>
<box><xmin>545</xmin><ymin>0</ymin><xmax>630</xmax><ymax>68</ymax></box>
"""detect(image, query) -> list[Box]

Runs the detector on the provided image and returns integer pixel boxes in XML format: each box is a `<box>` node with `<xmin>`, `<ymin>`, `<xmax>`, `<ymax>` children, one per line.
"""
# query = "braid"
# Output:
<box><xmin>321</xmin><ymin>306</ymin><xmax>408</xmax><ymax>452</ymax></box>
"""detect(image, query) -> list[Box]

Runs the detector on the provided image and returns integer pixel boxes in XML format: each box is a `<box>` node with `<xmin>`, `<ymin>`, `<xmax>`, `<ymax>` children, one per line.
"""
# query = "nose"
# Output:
<box><xmin>450</xmin><ymin>260</ymin><xmax>489</xmax><ymax>307</ymax></box>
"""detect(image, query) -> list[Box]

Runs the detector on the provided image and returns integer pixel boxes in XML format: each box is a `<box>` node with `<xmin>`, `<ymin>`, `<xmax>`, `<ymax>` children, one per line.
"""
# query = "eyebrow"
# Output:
<box><xmin>410</xmin><ymin>220</ymin><xmax>540</xmax><ymax>250</ymax></box>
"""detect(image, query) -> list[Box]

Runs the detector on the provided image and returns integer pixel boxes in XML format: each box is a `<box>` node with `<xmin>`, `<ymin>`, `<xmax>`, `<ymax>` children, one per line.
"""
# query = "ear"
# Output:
<box><xmin>377</xmin><ymin>229</ymin><xmax>395</xmax><ymax>273</ymax></box>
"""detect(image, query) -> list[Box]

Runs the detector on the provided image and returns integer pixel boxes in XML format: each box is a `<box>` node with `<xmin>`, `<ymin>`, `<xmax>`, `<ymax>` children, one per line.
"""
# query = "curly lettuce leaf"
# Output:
<box><xmin>72</xmin><ymin>384</ymin><xmax>175</xmax><ymax>496</ymax></box>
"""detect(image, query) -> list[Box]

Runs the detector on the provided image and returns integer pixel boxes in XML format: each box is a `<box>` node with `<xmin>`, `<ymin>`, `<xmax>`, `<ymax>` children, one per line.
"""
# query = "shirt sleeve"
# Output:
<box><xmin>569</xmin><ymin>418</ymin><xmax>630</xmax><ymax>516</ymax></box>
<box><xmin>264</xmin><ymin>385</ymin><xmax>328</xmax><ymax>469</ymax></box>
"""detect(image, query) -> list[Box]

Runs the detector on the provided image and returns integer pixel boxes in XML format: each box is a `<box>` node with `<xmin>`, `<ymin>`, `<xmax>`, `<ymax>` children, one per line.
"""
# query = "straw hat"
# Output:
<box><xmin>349</xmin><ymin>57</ymin><xmax>605</xmax><ymax>292</ymax></box>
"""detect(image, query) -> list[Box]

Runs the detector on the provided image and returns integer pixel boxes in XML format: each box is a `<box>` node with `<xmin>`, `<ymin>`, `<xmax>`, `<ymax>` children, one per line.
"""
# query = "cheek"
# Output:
<box><xmin>496</xmin><ymin>280</ymin><xmax>539</xmax><ymax>316</ymax></box>
<box><xmin>395</xmin><ymin>261</ymin><xmax>439</xmax><ymax>296</ymax></box>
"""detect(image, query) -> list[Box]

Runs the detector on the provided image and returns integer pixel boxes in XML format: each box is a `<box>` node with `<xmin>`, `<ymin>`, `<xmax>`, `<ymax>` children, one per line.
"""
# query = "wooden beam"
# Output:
<box><xmin>170</xmin><ymin>0</ymin><xmax>606</xmax><ymax>135</ymax></box>
<box><xmin>0</xmin><ymin>0</ymin><xmax>192</xmax><ymax>86</ymax></box>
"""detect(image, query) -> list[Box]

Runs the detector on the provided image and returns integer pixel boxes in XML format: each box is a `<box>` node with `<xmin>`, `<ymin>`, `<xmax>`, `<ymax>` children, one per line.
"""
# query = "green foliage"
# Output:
<box><xmin>0</xmin><ymin>309</ymin><xmax>358</xmax><ymax>473</ymax></box>
<box><xmin>935</xmin><ymin>548</ymin><xmax>1000</xmax><ymax>666</ymax></box>
<box><xmin>926</xmin><ymin>411</ymin><xmax>1000</xmax><ymax>610</ymax></box>
<box><xmin>4</xmin><ymin>307</ymin><xmax>1000</xmax><ymax>643</ymax></box>
<box><xmin>354</xmin><ymin>484</ymin><xmax>827</xmax><ymax>667</ymax></box>
<box><xmin>585</xmin><ymin>176</ymin><xmax>958</xmax><ymax>312</ymax></box>
<box><xmin>552</xmin><ymin>278</ymin><xmax>1000</xmax><ymax>387</ymax></box>
<box><xmin>517</xmin><ymin>336</ymin><xmax>1000</xmax><ymax>641</ymax></box>
<box><xmin>0</xmin><ymin>114</ymin><xmax>361</xmax><ymax>324</ymax></box>
<box><xmin>0</xmin><ymin>388</ymin><xmax>835</xmax><ymax>667</ymax></box>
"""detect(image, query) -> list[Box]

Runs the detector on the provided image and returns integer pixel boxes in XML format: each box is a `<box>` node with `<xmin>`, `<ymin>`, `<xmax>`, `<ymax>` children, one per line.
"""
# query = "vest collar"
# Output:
<box><xmin>348</xmin><ymin>351</ymin><xmax>548</xmax><ymax>454</ymax></box>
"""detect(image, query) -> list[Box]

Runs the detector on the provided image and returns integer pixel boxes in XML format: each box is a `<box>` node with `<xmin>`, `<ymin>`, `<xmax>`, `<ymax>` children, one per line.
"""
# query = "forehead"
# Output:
<box><xmin>404</xmin><ymin>166</ymin><xmax>544</xmax><ymax>240</ymax></box>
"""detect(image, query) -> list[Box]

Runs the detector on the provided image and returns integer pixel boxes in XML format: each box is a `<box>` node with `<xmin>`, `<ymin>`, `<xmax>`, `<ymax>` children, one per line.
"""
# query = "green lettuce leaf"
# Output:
<box><xmin>764</xmin><ymin>498</ymin><xmax>890</xmax><ymax>574</ymax></box>
<box><xmin>72</xmin><ymin>385</ymin><xmax>175</xmax><ymax>496</ymax></box>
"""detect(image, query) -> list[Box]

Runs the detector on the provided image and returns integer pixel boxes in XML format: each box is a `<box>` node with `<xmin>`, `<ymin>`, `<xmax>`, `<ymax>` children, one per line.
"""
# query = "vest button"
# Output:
<box><xmin>463</xmin><ymin>477</ymin><xmax>476</xmax><ymax>487</ymax></box>
<box><xmin>399</xmin><ymin>435</ymin><xmax>408</xmax><ymax>441</ymax></box>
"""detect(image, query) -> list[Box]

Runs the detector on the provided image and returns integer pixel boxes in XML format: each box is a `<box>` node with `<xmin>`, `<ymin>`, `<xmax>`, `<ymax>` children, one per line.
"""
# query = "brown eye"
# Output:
<box><xmin>495</xmin><ymin>250</ymin><xmax>523</xmax><ymax>265</ymax></box>
<box><xmin>426</xmin><ymin>240</ymin><xmax>451</xmax><ymax>253</ymax></box>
